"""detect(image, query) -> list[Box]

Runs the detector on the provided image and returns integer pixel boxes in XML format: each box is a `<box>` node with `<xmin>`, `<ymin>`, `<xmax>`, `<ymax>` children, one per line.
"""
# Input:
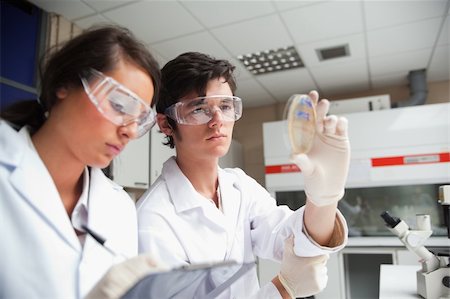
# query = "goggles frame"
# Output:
<box><xmin>80</xmin><ymin>68</ymin><xmax>155</xmax><ymax>138</ymax></box>
<box><xmin>164</xmin><ymin>95</ymin><xmax>243</xmax><ymax>125</ymax></box>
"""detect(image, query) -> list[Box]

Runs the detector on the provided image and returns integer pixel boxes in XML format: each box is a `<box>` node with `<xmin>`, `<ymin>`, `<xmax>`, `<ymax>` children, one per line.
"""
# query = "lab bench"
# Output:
<box><xmin>257</xmin><ymin>237</ymin><xmax>449</xmax><ymax>299</ymax></box>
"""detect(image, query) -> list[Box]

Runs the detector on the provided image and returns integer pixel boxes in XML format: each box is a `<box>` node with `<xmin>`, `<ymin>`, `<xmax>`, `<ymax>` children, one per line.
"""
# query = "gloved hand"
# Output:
<box><xmin>278</xmin><ymin>236</ymin><xmax>329</xmax><ymax>299</ymax></box>
<box><xmin>291</xmin><ymin>90</ymin><xmax>350</xmax><ymax>207</ymax></box>
<box><xmin>85</xmin><ymin>254</ymin><xmax>167</xmax><ymax>299</ymax></box>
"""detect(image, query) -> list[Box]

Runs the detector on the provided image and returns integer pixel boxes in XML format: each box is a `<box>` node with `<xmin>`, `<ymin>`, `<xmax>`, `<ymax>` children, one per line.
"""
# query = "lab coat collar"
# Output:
<box><xmin>162</xmin><ymin>157</ymin><xmax>243</xmax><ymax>242</ymax></box>
<box><xmin>217</xmin><ymin>167</ymin><xmax>242</xmax><ymax>224</ymax></box>
<box><xmin>2</xmin><ymin>124</ymin><xmax>82</xmax><ymax>252</ymax></box>
<box><xmin>162</xmin><ymin>157</ymin><xmax>206</xmax><ymax>213</ymax></box>
<box><xmin>0</xmin><ymin>121</ymin><xmax>26</xmax><ymax>167</ymax></box>
<box><xmin>87</xmin><ymin>168</ymin><xmax>124</xmax><ymax>231</ymax></box>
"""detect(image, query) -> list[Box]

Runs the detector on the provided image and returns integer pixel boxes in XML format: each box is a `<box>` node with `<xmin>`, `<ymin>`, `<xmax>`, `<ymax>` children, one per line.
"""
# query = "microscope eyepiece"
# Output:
<box><xmin>380</xmin><ymin>211</ymin><xmax>401</xmax><ymax>228</ymax></box>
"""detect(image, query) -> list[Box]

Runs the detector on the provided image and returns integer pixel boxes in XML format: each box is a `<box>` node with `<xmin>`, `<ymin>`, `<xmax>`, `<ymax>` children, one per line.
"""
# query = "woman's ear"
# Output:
<box><xmin>56</xmin><ymin>87</ymin><xmax>69</xmax><ymax>100</ymax></box>
<box><xmin>156</xmin><ymin>113</ymin><xmax>173</xmax><ymax>135</ymax></box>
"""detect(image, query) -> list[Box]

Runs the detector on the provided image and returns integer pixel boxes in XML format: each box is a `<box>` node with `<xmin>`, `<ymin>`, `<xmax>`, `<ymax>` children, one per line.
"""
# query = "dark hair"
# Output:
<box><xmin>156</xmin><ymin>52</ymin><xmax>236</xmax><ymax>148</ymax></box>
<box><xmin>1</xmin><ymin>24</ymin><xmax>160</xmax><ymax>133</ymax></box>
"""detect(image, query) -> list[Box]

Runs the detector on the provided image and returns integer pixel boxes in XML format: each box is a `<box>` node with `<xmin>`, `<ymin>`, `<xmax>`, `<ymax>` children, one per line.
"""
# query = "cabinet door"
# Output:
<box><xmin>113</xmin><ymin>134</ymin><xmax>150</xmax><ymax>189</ymax></box>
<box><xmin>150</xmin><ymin>126</ymin><xmax>175</xmax><ymax>184</ymax></box>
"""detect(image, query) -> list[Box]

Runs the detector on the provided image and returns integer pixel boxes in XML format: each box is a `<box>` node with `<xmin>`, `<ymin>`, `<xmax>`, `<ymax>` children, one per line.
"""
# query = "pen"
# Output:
<box><xmin>82</xmin><ymin>225</ymin><xmax>128</xmax><ymax>260</ymax></box>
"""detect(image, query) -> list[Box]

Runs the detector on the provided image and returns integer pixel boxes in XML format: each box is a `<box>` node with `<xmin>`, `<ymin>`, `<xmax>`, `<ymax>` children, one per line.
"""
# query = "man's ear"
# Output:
<box><xmin>156</xmin><ymin>113</ymin><xmax>173</xmax><ymax>135</ymax></box>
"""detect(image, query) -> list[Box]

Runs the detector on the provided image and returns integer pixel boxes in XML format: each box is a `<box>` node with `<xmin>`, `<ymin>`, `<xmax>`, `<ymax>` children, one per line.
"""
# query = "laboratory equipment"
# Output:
<box><xmin>264</xmin><ymin>102</ymin><xmax>449</xmax><ymax>191</ymax></box>
<box><xmin>262</xmin><ymin>101</ymin><xmax>449</xmax><ymax>298</ymax></box>
<box><xmin>380</xmin><ymin>185</ymin><xmax>450</xmax><ymax>299</ymax></box>
<box><xmin>284</xmin><ymin>94</ymin><xmax>316</xmax><ymax>154</ymax></box>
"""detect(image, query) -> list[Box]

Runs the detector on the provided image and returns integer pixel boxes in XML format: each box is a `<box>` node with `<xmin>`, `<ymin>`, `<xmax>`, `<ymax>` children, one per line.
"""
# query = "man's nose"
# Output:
<box><xmin>208</xmin><ymin>107</ymin><xmax>224</xmax><ymax>127</ymax></box>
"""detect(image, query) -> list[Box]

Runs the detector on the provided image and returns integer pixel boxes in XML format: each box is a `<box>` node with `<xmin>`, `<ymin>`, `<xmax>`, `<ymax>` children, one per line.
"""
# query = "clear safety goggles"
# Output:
<box><xmin>80</xmin><ymin>68</ymin><xmax>156</xmax><ymax>138</ymax></box>
<box><xmin>164</xmin><ymin>95</ymin><xmax>243</xmax><ymax>125</ymax></box>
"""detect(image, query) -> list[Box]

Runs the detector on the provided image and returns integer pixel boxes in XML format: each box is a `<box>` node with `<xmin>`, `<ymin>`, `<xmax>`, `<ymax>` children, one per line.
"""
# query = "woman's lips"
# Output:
<box><xmin>107</xmin><ymin>143</ymin><xmax>123</xmax><ymax>155</ymax></box>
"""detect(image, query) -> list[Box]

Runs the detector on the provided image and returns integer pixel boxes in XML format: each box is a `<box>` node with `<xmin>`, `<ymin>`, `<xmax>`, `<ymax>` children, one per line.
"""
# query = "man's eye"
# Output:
<box><xmin>221</xmin><ymin>104</ymin><xmax>233</xmax><ymax>111</ymax></box>
<box><xmin>191</xmin><ymin>107</ymin><xmax>207</xmax><ymax>115</ymax></box>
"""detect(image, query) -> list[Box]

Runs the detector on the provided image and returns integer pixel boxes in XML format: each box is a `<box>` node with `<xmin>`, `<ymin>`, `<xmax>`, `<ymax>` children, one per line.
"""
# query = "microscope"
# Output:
<box><xmin>380</xmin><ymin>185</ymin><xmax>450</xmax><ymax>299</ymax></box>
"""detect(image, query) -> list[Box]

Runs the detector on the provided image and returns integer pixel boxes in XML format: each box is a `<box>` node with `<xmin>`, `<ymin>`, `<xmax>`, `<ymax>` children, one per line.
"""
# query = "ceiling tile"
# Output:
<box><xmin>81</xmin><ymin>0</ymin><xmax>136</xmax><ymax>13</ymax></box>
<box><xmin>273</xmin><ymin>0</ymin><xmax>323</xmax><ymax>11</ymax></box>
<box><xmin>367</xmin><ymin>17</ymin><xmax>442</xmax><ymax>57</ymax></box>
<box><xmin>369</xmin><ymin>48</ymin><xmax>431</xmax><ymax>76</ymax></box>
<box><xmin>28</xmin><ymin>0</ymin><xmax>95</xmax><ymax>20</ymax></box>
<box><xmin>151</xmin><ymin>31</ymin><xmax>230</xmax><ymax>61</ymax></box>
<box><xmin>364</xmin><ymin>0</ymin><xmax>448</xmax><ymax>31</ymax></box>
<box><xmin>297</xmin><ymin>34</ymin><xmax>366</xmax><ymax>67</ymax></box>
<box><xmin>281</xmin><ymin>1</ymin><xmax>364</xmax><ymax>44</ymax></box>
<box><xmin>428</xmin><ymin>45</ymin><xmax>450</xmax><ymax>82</ymax></box>
<box><xmin>147</xmin><ymin>47</ymin><xmax>169</xmax><ymax>69</ymax></box>
<box><xmin>372</xmin><ymin>72</ymin><xmax>409</xmax><ymax>89</ymax></box>
<box><xmin>20</xmin><ymin>0</ymin><xmax>450</xmax><ymax>109</ymax></box>
<box><xmin>256</xmin><ymin>68</ymin><xmax>317</xmax><ymax>102</ymax></box>
<box><xmin>234</xmin><ymin>78</ymin><xmax>276</xmax><ymax>108</ymax></box>
<box><xmin>103</xmin><ymin>1</ymin><xmax>203</xmax><ymax>44</ymax></box>
<box><xmin>73</xmin><ymin>14</ymin><xmax>110</xmax><ymax>29</ymax></box>
<box><xmin>437</xmin><ymin>16</ymin><xmax>449</xmax><ymax>46</ymax></box>
<box><xmin>183</xmin><ymin>1</ymin><xmax>275</xmax><ymax>28</ymax></box>
<box><xmin>211</xmin><ymin>15</ymin><xmax>293</xmax><ymax>56</ymax></box>
<box><xmin>309</xmin><ymin>60</ymin><xmax>369</xmax><ymax>94</ymax></box>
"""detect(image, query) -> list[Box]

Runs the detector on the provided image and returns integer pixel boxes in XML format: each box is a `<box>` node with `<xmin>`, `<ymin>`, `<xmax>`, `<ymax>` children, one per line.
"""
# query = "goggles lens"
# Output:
<box><xmin>80</xmin><ymin>68</ymin><xmax>155</xmax><ymax>137</ymax></box>
<box><xmin>165</xmin><ymin>95</ymin><xmax>242</xmax><ymax>125</ymax></box>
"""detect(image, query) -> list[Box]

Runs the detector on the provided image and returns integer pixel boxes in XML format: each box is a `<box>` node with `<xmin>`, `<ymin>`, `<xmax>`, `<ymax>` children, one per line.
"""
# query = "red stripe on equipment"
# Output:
<box><xmin>265</xmin><ymin>164</ymin><xmax>300</xmax><ymax>174</ymax></box>
<box><xmin>371</xmin><ymin>152</ymin><xmax>450</xmax><ymax>167</ymax></box>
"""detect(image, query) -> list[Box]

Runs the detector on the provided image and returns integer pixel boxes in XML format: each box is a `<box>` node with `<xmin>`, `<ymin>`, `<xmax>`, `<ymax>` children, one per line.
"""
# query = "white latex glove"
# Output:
<box><xmin>85</xmin><ymin>254</ymin><xmax>167</xmax><ymax>299</ymax></box>
<box><xmin>291</xmin><ymin>90</ymin><xmax>350</xmax><ymax>206</ymax></box>
<box><xmin>278</xmin><ymin>236</ymin><xmax>329</xmax><ymax>299</ymax></box>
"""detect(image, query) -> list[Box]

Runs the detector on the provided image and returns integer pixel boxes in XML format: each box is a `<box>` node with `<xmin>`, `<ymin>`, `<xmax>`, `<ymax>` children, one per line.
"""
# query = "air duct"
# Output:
<box><xmin>393</xmin><ymin>69</ymin><xmax>428</xmax><ymax>108</ymax></box>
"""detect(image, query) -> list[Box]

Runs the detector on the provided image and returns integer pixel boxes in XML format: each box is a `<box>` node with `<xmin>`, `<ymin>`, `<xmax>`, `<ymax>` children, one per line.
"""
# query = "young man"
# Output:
<box><xmin>137</xmin><ymin>52</ymin><xmax>350</xmax><ymax>299</ymax></box>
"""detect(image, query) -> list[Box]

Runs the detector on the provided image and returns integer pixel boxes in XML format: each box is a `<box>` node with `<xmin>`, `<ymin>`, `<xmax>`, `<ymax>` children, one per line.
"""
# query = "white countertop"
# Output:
<box><xmin>347</xmin><ymin>237</ymin><xmax>449</xmax><ymax>247</ymax></box>
<box><xmin>379</xmin><ymin>265</ymin><xmax>421</xmax><ymax>299</ymax></box>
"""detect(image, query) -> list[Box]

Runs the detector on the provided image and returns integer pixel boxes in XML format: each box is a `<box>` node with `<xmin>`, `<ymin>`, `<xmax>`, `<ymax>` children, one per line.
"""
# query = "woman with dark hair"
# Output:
<box><xmin>0</xmin><ymin>25</ymin><xmax>163</xmax><ymax>298</ymax></box>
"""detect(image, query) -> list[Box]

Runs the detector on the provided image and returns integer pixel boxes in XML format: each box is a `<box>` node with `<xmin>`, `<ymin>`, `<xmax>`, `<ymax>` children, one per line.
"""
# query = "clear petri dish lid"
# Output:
<box><xmin>283</xmin><ymin>94</ymin><xmax>316</xmax><ymax>155</ymax></box>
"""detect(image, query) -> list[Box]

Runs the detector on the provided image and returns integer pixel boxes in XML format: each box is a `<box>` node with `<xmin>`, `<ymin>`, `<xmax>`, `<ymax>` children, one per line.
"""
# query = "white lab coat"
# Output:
<box><xmin>137</xmin><ymin>157</ymin><xmax>348</xmax><ymax>299</ymax></box>
<box><xmin>0</xmin><ymin>121</ymin><xmax>138</xmax><ymax>299</ymax></box>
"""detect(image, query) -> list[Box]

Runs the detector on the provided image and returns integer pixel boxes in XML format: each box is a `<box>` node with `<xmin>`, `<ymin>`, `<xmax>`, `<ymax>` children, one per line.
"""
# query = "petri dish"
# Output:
<box><xmin>284</xmin><ymin>94</ymin><xmax>316</xmax><ymax>154</ymax></box>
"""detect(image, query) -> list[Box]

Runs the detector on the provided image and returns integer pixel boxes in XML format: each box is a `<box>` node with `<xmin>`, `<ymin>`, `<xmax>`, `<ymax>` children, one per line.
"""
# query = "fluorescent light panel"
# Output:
<box><xmin>237</xmin><ymin>46</ymin><xmax>304</xmax><ymax>75</ymax></box>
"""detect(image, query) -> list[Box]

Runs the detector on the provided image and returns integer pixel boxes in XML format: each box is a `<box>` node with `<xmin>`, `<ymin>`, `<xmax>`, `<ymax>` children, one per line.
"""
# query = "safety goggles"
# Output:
<box><xmin>80</xmin><ymin>68</ymin><xmax>156</xmax><ymax>138</ymax></box>
<box><xmin>164</xmin><ymin>95</ymin><xmax>242</xmax><ymax>125</ymax></box>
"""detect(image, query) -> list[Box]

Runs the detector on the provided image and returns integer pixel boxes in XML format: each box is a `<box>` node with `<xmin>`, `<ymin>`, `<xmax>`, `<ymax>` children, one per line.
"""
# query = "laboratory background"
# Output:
<box><xmin>1</xmin><ymin>0</ymin><xmax>449</xmax><ymax>298</ymax></box>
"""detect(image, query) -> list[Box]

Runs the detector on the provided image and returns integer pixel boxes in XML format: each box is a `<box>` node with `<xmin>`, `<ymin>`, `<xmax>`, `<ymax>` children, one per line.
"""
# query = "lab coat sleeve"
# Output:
<box><xmin>243</xmin><ymin>281</ymin><xmax>282</xmax><ymax>299</ymax></box>
<box><xmin>234</xmin><ymin>169</ymin><xmax>347</xmax><ymax>260</ymax></box>
<box><xmin>292</xmin><ymin>206</ymin><xmax>348</xmax><ymax>257</ymax></box>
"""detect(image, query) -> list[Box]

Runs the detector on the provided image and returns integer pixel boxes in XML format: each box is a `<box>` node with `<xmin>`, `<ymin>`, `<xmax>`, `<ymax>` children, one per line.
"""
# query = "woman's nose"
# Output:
<box><xmin>119</xmin><ymin>121</ymin><xmax>139</xmax><ymax>139</ymax></box>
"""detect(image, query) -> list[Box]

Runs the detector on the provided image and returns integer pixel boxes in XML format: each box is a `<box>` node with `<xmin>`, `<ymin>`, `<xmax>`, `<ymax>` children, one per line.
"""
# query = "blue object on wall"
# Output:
<box><xmin>1</xmin><ymin>0</ymin><xmax>41</xmax><ymax>109</ymax></box>
<box><xmin>0</xmin><ymin>83</ymin><xmax>36</xmax><ymax>111</ymax></box>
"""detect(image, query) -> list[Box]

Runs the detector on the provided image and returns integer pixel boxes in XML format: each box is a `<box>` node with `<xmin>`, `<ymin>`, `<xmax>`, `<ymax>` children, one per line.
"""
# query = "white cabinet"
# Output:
<box><xmin>150</xmin><ymin>126</ymin><xmax>175</xmax><ymax>184</ymax></box>
<box><xmin>113</xmin><ymin>133</ymin><xmax>150</xmax><ymax>189</ymax></box>
<box><xmin>112</xmin><ymin>125</ymin><xmax>175</xmax><ymax>188</ymax></box>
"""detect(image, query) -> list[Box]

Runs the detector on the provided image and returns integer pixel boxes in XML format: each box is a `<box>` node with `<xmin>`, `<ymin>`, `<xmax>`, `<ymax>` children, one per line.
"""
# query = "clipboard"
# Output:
<box><xmin>121</xmin><ymin>261</ymin><xmax>255</xmax><ymax>299</ymax></box>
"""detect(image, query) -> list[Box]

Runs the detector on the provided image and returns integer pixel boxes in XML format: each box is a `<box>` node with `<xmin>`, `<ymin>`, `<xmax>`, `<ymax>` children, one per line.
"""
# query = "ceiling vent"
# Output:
<box><xmin>237</xmin><ymin>46</ymin><xmax>304</xmax><ymax>75</ymax></box>
<box><xmin>316</xmin><ymin>44</ymin><xmax>350</xmax><ymax>61</ymax></box>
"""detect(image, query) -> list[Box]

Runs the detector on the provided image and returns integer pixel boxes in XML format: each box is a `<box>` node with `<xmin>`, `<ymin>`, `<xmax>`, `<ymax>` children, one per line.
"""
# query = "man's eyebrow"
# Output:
<box><xmin>186</xmin><ymin>98</ymin><xmax>206</xmax><ymax>107</ymax></box>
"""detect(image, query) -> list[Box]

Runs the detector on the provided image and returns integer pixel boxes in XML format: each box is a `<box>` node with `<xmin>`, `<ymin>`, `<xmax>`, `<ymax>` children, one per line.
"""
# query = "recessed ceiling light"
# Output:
<box><xmin>237</xmin><ymin>46</ymin><xmax>304</xmax><ymax>75</ymax></box>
